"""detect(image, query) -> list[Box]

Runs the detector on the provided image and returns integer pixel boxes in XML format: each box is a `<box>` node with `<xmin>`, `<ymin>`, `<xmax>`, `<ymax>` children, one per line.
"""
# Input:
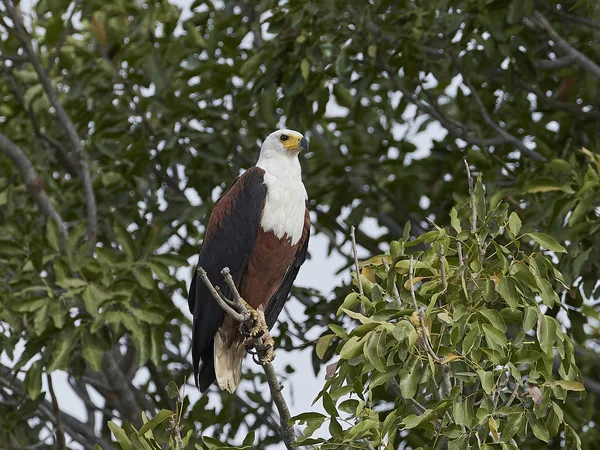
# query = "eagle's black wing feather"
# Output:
<box><xmin>188</xmin><ymin>167</ymin><xmax>267</xmax><ymax>392</ymax></box>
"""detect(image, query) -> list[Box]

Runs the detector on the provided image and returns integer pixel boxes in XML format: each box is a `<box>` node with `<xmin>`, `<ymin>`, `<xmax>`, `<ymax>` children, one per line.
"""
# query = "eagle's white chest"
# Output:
<box><xmin>260</xmin><ymin>172</ymin><xmax>306</xmax><ymax>245</ymax></box>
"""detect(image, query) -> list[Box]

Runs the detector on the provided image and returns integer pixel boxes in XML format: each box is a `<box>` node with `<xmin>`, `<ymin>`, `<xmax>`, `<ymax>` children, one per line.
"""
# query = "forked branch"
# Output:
<box><xmin>197</xmin><ymin>267</ymin><xmax>296</xmax><ymax>449</ymax></box>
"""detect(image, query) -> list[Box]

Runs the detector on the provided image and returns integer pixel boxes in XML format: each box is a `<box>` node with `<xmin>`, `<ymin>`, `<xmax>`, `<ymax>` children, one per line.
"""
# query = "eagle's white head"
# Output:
<box><xmin>259</xmin><ymin>129</ymin><xmax>308</xmax><ymax>158</ymax></box>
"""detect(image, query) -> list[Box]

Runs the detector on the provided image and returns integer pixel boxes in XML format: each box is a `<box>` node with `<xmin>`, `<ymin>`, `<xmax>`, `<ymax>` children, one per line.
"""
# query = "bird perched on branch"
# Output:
<box><xmin>188</xmin><ymin>129</ymin><xmax>311</xmax><ymax>393</ymax></box>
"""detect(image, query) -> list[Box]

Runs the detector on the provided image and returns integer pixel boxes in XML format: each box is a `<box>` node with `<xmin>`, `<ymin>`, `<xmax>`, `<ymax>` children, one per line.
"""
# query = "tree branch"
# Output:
<box><xmin>532</xmin><ymin>55</ymin><xmax>575</xmax><ymax>69</ymax></box>
<box><xmin>535</xmin><ymin>0</ymin><xmax>600</xmax><ymax>31</ymax></box>
<box><xmin>46</xmin><ymin>373</ymin><xmax>66</xmax><ymax>450</ymax></box>
<box><xmin>461</xmin><ymin>76</ymin><xmax>546</xmax><ymax>161</ymax></box>
<box><xmin>350</xmin><ymin>226</ymin><xmax>365</xmax><ymax>314</ymax></box>
<box><xmin>47</xmin><ymin>0</ymin><xmax>82</xmax><ymax>73</ymax></box>
<box><xmin>0</xmin><ymin>133</ymin><xmax>68</xmax><ymax>254</ymax></box>
<box><xmin>528</xmin><ymin>11</ymin><xmax>600</xmax><ymax>80</ymax></box>
<box><xmin>198</xmin><ymin>267</ymin><xmax>297</xmax><ymax>449</ymax></box>
<box><xmin>5</xmin><ymin>0</ymin><xmax>97</xmax><ymax>251</ymax></box>
<box><xmin>102</xmin><ymin>352</ymin><xmax>143</xmax><ymax>426</ymax></box>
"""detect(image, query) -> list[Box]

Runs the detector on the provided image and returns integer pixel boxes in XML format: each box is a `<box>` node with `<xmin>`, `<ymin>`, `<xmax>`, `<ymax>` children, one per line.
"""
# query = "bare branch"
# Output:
<box><xmin>46</xmin><ymin>374</ymin><xmax>66</xmax><ymax>450</ymax></box>
<box><xmin>408</xmin><ymin>256</ymin><xmax>440</xmax><ymax>363</ymax></box>
<box><xmin>462</xmin><ymin>76</ymin><xmax>546</xmax><ymax>161</ymax></box>
<box><xmin>102</xmin><ymin>353</ymin><xmax>143</xmax><ymax>426</ymax></box>
<box><xmin>350</xmin><ymin>226</ymin><xmax>365</xmax><ymax>314</ymax></box>
<box><xmin>198</xmin><ymin>268</ymin><xmax>297</xmax><ymax>449</ymax></box>
<box><xmin>197</xmin><ymin>268</ymin><xmax>248</xmax><ymax>323</ymax></box>
<box><xmin>1</xmin><ymin>63</ymin><xmax>80</xmax><ymax>176</ymax></box>
<box><xmin>4</xmin><ymin>1</ymin><xmax>98</xmax><ymax>251</ymax></box>
<box><xmin>535</xmin><ymin>0</ymin><xmax>600</xmax><ymax>31</ymax></box>
<box><xmin>382</xmin><ymin>259</ymin><xmax>401</xmax><ymax>307</ymax></box>
<box><xmin>532</xmin><ymin>55</ymin><xmax>575</xmax><ymax>69</ymax></box>
<box><xmin>47</xmin><ymin>0</ymin><xmax>82</xmax><ymax>73</ymax></box>
<box><xmin>439</xmin><ymin>244</ymin><xmax>447</xmax><ymax>292</ymax></box>
<box><xmin>464</xmin><ymin>159</ymin><xmax>477</xmax><ymax>231</ymax></box>
<box><xmin>0</xmin><ymin>133</ymin><xmax>67</xmax><ymax>254</ymax></box>
<box><xmin>528</xmin><ymin>11</ymin><xmax>600</xmax><ymax>80</ymax></box>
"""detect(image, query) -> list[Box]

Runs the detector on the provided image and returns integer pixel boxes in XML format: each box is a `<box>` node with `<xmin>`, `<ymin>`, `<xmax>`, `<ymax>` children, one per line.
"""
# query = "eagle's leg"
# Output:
<box><xmin>240</xmin><ymin>301</ymin><xmax>268</xmax><ymax>338</ymax></box>
<box><xmin>242</xmin><ymin>308</ymin><xmax>275</xmax><ymax>364</ymax></box>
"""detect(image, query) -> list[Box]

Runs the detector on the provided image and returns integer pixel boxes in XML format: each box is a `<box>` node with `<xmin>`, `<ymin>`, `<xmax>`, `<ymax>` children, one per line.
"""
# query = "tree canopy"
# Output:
<box><xmin>0</xmin><ymin>0</ymin><xmax>599</xmax><ymax>449</ymax></box>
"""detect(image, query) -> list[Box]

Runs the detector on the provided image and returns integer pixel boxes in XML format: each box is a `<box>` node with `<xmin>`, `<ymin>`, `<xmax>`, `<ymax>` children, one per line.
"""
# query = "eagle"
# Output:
<box><xmin>188</xmin><ymin>129</ymin><xmax>311</xmax><ymax>393</ymax></box>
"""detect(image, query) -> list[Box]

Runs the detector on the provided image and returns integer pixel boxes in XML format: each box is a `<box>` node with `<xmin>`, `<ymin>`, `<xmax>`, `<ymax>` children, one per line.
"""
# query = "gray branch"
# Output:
<box><xmin>532</xmin><ymin>55</ymin><xmax>575</xmax><ymax>69</ymax></box>
<box><xmin>4</xmin><ymin>0</ymin><xmax>98</xmax><ymax>251</ymax></box>
<box><xmin>0</xmin><ymin>133</ymin><xmax>67</xmax><ymax>254</ymax></box>
<box><xmin>198</xmin><ymin>267</ymin><xmax>297</xmax><ymax>449</ymax></box>
<box><xmin>462</xmin><ymin>76</ymin><xmax>546</xmax><ymax>161</ymax></box>
<box><xmin>528</xmin><ymin>11</ymin><xmax>600</xmax><ymax>80</ymax></box>
<box><xmin>102</xmin><ymin>352</ymin><xmax>143</xmax><ymax>426</ymax></box>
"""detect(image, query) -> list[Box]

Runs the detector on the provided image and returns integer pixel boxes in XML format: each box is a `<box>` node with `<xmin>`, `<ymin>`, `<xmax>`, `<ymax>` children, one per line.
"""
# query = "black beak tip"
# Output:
<box><xmin>299</xmin><ymin>137</ymin><xmax>309</xmax><ymax>151</ymax></box>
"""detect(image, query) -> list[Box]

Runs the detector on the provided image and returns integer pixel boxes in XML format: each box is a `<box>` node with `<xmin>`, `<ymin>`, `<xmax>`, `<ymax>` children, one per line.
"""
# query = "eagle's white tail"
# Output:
<box><xmin>214</xmin><ymin>329</ymin><xmax>245</xmax><ymax>393</ymax></box>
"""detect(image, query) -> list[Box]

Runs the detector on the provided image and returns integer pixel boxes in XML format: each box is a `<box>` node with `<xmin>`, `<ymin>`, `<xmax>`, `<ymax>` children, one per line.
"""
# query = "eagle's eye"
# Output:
<box><xmin>280</xmin><ymin>135</ymin><xmax>289</xmax><ymax>142</ymax></box>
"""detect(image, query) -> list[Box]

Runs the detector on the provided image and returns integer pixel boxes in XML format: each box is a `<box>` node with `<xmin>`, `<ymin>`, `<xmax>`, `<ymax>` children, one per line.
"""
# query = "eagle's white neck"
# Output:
<box><xmin>256</xmin><ymin>152</ymin><xmax>302</xmax><ymax>182</ymax></box>
<box><xmin>256</xmin><ymin>152</ymin><xmax>307</xmax><ymax>245</ymax></box>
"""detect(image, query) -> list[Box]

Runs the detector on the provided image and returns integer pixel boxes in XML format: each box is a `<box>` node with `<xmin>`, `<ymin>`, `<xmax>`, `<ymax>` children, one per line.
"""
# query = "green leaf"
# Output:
<box><xmin>46</xmin><ymin>218</ymin><xmax>61</xmax><ymax>252</ymax></box>
<box><xmin>400</xmin><ymin>358</ymin><xmax>420</xmax><ymax>398</ymax></box>
<box><xmin>531</xmin><ymin>417</ymin><xmax>550</xmax><ymax>442</ymax></box>
<box><xmin>401</xmin><ymin>410</ymin><xmax>432</xmax><ymax>429</ymax></box>
<box><xmin>301</xmin><ymin>58</ymin><xmax>310</xmax><ymax>80</ymax></box>
<box><xmin>450</xmin><ymin>207</ymin><xmax>461</xmax><ymax>233</ymax></box>
<box><xmin>82</xmin><ymin>330</ymin><xmax>105</xmax><ymax>371</ymax></box>
<box><xmin>539</xmin><ymin>315</ymin><xmax>556</xmax><ymax>355</ymax></box>
<box><xmin>341</xmin><ymin>308</ymin><xmax>376</xmax><ymax>324</ymax></box>
<box><xmin>536</xmin><ymin>278</ymin><xmax>559</xmax><ymax>307</ymax></box>
<box><xmin>481</xmin><ymin>324</ymin><xmax>507</xmax><ymax>351</ymax></box>
<box><xmin>525</xmin><ymin>233</ymin><xmax>567</xmax><ymax>253</ymax></box>
<box><xmin>502</xmin><ymin>408</ymin><xmax>525</xmax><ymax>441</ymax></box>
<box><xmin>477</xmin><ymin>369</ymin><xmax>494</xmax><ymax>394</ymax></box>
<box><xmin>508</xmin><ymin>212</ymin><xmax>522</xmax><ymax>236</ymax></box>
<box><xmin>167</xmin><ymin>381</ymin><xmax>179</xmax><ymax>400</ymax></box>
<box><xmin>340</xmin><ymin>336</ymin><xmax>363</xmax><ymax>360</ymax></box>
<box><xmin>497</xmin><ymin>276</ymin><xmax>519</xmax><ymax>311</ymax></box>
<box><xmin>479</xmin><ymin>308</ymin><xmax>506</xmax><ymax>333</ymax></box>
<box><xmin>316</xmin><ymin>334</ymin><xmax>335</xmax><ymax>359</ymax></box>
<box><xmin>138</xmin><ymin>410</ymin><xmax>173</xmax><ymax>436</ymax></box>
<box><xmin>336</xmin><ymin>293</ymin><xmax>360</xmax><ymax>315</ymax></box>
<box><xmin>24</xmin><ymin>360</ymin><xmax>43</xmax><ymax>399</ymax></box>
<box><xmin>114</xmin><ymin>222</ymin><xmax>136</xmax><ymax>261</ymax></box>
<box><xmin>47</xmin><ymin>329</ymin><xmax>78</xmax><ymax>372</ymax></box>
<box><xmin>108</xmin><ymin>422</ymin><xmax>134</xmax><ymax>450</ymax></box>
<box><xmin>551</xmin><ymin>380</ymin><xmax>585</xmax><ymax>391</ymax></box>
<box><xmin>133</xmin><ymin>266</ymin><xmax>155</xmax><ymax>290</ymax></box>
<box><xmin>365</xmin><ymin>329</ymin><xmax>387</xmax><ymax>372</ymax></box>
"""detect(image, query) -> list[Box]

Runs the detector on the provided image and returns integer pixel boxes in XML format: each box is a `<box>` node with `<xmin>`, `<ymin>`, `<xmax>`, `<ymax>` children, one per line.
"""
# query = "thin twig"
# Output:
<box><xmin>532</xmin><ymin>55</ymin><xmax>575</xmax><ymax>69</ymax></box>
<box><xmin>46</xmin><ymin>373</ymin><xmax>66</xmax><ymax>450</ymax></box>
<box><xmin>457</xmin><ymin>242</ymin><xmax>464</xmax><ymax>267</ymax></box>
<box><xmin>439</xmin><ymin>244</ymin><xmax>447</xmax><ymax>291</ymax></box>
<box><xmin>464</xmin><ymin>159</ymin><xmax>476</xmax><ymax>230</ymax></box>
<box><xmin>382</xmin><ymin>259</ymin><xmax>401</xmax><ymax>307</ymax></box>
<box><xmin>409</xmin><ymin>256</ymin><xmax>440</xmax><ymax>362</ymax></box>
<box><xmin>0</xmin><ymin>133</ymin><xmax>68</xmax><ymax>254</ymax></box>
<box><xmin>350</xmin><ymin>226</ymin><xmax>365</xmax><ymax>314</ymax></box>
<box><xmin>462</xmin><ymin>76</ymin><xmax>545</xmax><ymax>161</ymax></box>
<box><xmin>5</xmin><ymin>2</ymin><xmax>98</xmax><ymax>251</ymax></box>
<box><xmin>47</xmin><ymin>0</ymin><xmax>82</xmax><ymax>73</ymax></box>
<box><xmin>168</xmin><ymin>413</ymin><xmax>184</xmax><ymax>450</ymax></box>
<box><xmin>528</xmin><ymin>11</ymin><xmax>600</xmax><ymax>80</ymax></box>
<box><xmin>535</xmin><ymin>0</ymin><xmax>600</xmax><ymax>32</ymax></box>
<box><xmin>198</xmin><ymin>268</ymin><xmax>297</xmax><ymax>449</ymax></box>
<box><xmin>197</xmin><ymin>268</ymin><xmax>248</xmax><ymax>322</ymax></box>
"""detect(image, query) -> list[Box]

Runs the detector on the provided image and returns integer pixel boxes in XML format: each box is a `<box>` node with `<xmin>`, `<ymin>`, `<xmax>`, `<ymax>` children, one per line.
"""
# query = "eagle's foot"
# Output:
<box><xmin>241</xmin><ymin>303</ymin><xmax>269</xmax><ymax>339</ymax></box>
<box><xmin>255</xmin><ymin>333</ymin><xmax>275</xmax><ymax>365</ymax></box>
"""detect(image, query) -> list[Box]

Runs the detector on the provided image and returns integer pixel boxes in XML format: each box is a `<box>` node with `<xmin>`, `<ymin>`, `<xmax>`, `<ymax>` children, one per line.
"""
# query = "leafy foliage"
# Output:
<box><xmin>0</xmin><ymin>0</ymin><xmax>599</xmax><ymax>449</ymax></box>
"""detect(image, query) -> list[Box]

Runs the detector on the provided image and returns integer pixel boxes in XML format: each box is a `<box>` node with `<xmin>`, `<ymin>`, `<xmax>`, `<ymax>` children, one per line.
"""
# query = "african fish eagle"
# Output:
<box><xmin>188</xmin><ymin>129</ymin><xmax>310</xmax><ymax>393</ymax></box>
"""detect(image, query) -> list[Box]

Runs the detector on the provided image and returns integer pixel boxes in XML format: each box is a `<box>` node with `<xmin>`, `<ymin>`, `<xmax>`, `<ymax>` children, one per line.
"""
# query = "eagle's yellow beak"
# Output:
<box><xmin>282</xmin><ymin>133</ymin><xmax>309</xmax><ymax>152</ymax></box>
